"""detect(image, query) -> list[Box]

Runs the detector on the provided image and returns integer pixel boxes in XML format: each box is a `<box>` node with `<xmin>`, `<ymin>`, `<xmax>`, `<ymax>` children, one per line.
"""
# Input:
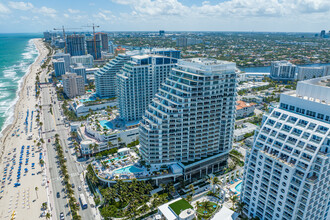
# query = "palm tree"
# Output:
<box><xmin>195</xmin><ymin>201</ymin><xmax>201</xmax><ymax>210</ymax></box>
<box><xmin>35</xmin><ymin>187</ymin><xmax>38</xmax><ymax>199</ymax></box>
<box><xmin>236</xmin><ymin>201</ymin><xmax>246</xmax><ymax>216</ymax></box>
<box><xmin>41</xmin><ymin>202</ymin><xmax>47</xmax><ymax>210</ymax></box>
<box><xmin>230</xmin><ymin>195</ymin><xmax>239</xmax><ymax>209</ymax></box>
<box><xmin>201</xmin><ymin>200</ymin><xmax>212</xmax><ymax>215</ymax></box>
<box><xmin>189</xmin><ymin>184</ymin><xmax>195</xmax><ymax>195</ymax></box>
<box><xmin>45</xmin><ymin>212</ymin><xmax>51</xmax><ymax>220</ymax></box>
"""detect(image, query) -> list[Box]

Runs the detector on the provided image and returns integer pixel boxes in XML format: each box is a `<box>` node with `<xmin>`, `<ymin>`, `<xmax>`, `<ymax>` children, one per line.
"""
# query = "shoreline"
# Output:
<box><xmin>0</xmin><ymin>38</ymin><xmax>45</xmax><ymax>161</ymax></box>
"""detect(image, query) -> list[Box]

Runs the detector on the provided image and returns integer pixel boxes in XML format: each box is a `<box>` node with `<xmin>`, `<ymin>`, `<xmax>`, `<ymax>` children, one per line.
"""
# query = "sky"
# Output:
<box><xmin>0</xmin><ymin>0</ymin><xmax>329</xmax><ymax>33</ymax></box>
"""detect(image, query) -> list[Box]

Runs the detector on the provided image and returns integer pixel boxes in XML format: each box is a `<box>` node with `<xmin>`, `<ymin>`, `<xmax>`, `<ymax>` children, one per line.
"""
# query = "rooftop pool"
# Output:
<box><xmin>99</xmin><ymin>120</ymin><xmax>113</xmax><ymax>130</ymax></box>
<box><xmin>106</xmin><ymin>156</ymin><xmax>124</xmax><ymax>163</ymax></box>
<box><xmin>80</xmin><ymin>97</ymin><xmax>97</xmax><ymax>103</ymax></box>
<box><xmin>113</xmin><ymin>165</ymin><xmax>144</xmax><ymax>174</ymax></box>
<box><xmin>235</xmin><ymin>182</ymin><xmax>242</xmax><ymax>193</ymax></box>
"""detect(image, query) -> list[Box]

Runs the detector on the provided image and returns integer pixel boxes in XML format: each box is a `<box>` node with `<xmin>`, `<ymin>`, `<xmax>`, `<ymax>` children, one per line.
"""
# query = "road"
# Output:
<box><xmin>40</xmin><ymin>84</ymin><xmax>94</xmax><ymax>220</ymax></box>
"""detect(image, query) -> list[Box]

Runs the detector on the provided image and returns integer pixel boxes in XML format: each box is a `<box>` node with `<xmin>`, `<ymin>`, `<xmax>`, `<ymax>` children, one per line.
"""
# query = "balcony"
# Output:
<box><xmin>306</xmin><ymin>175</ymin><xmax>318</xmax><ymax>184</ymax></box>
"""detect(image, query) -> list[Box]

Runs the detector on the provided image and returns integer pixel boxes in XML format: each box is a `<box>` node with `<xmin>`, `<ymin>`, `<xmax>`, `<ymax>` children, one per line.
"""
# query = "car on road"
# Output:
<box><xmin>71</xmin><ymin>183</ymin><xmax>75</xmax><ymax>188</ymax></box>
<box><xmin>48</xmin><ymin>139</ymin><xmax>50</xmax><ymax>143</ymax></box>
<box><xmin>78</xmin><ymin>186</ymin><xmax>82</xmax><ymax>191</ymax></box>
<box><xmin>57</xmin><ymin>192</ymin><xmax>60</xmax><ymax>198</ymax></box>
<box><xmin>60</xmin><ymin>212</ymin><xmax>65</xmax><ymax>220</ymax></box>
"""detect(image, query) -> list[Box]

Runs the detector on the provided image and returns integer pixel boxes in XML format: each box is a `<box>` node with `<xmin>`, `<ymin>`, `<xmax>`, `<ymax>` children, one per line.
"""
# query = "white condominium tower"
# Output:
<box><xmin>95</xmin><ymin>53</ymin><xmax>132</xmax><ymax>98</ymax></box>
<box><xmin>139</xmin><ymin>58</ymin><xmax>237</xmax><ymax>176</ymax></box>
<box><xmin>117</xmin><ymin>55</ymin><xmax>178</xmax><ymax>122</ymax></box>
<box><xmin>270</xmin><ymin>61</ymin><xmax>297</xmax><ymax>81</ymax></box>
<box><xmin>241</xmin><ymin>76</ymin><xmax>330</xmax><ymax>220</ymax></box>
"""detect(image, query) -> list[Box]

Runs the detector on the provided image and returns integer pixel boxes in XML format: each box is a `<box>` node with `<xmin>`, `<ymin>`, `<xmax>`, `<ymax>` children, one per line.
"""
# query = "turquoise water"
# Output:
<box><xmin>106</xmin><ymin>156</ymin><xmax>124</xmax><ymax>163</ymax></box>
<box><xmin>80</xmin><ymin>96</ymin><xmax>96</xmax><ymax>103</ymax></box>
<box><xmin>100</xmin><ymin>120</ymin><xmax>113</xmax><ymax>129</ymax></box>
<box><xmin>113</xmin><ymin>165</ymin><xmax>144</xmax><ymax>174</ymax></box>
<box><xmin>0</xmin><ymin>33</ymin><xmax>41</xmax><ymax>136</ymax></box>
<box><xmin>235</xmin><ymin>182</ymin><xmax>242</xmax><ymax>193</ymax></box>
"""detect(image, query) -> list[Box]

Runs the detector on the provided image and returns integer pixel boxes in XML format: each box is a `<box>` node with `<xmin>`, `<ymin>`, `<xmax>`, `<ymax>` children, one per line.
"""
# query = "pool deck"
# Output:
<box><xmin>229</xmin><ymin>180</ymin><xmax>242</xmax><ymax>194</ymax></box>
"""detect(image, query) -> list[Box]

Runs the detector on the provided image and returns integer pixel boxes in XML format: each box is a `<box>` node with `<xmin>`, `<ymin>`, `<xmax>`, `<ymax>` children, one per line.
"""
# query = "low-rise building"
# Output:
<box><xmin>236</xmin><ymin>101</ymin><xmax>256</xmax><ymax>118</ymax></box>
<box><xmin>158</xmin><ymin>198</ymin><xmax>196</xmax><ymax>220</ymax></box>
<box><xmin>76</xmin><ymin>111</ymin><xmax>140</xmax><ymax>156</ymax></box>
<box><xmin>297</xmin><ymin>65</ymin><xmax>330</xmax><ymax>81</ymax></box>
<box><xmin>69</xmin><ymin>96</ymin><xmax>117</xmax><ymax>117</ymax></box>
<box><xmin>234</xmin><ymin>122</ymin><xmax>258</xmax><ymax>141</ymax></box>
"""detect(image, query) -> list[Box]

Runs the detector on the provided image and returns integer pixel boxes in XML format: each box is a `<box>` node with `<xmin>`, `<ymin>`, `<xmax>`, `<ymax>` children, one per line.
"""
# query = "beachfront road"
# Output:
<box><xmin>41</xmin><ymin>84</ymin><xmax>93</xmax><ymax>220</ymax></box>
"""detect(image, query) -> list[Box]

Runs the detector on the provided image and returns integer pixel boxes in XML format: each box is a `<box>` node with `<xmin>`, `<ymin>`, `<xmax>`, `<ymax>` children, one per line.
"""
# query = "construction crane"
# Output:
<box><xmin>83</xmin><ymin>23</ymin><xmax>100</xmax><ymax>59</ymax></box>
<box><xmin>53</xmin><ymin>26</ymin><xmax>82</xmax><ymax>54</ymax></box>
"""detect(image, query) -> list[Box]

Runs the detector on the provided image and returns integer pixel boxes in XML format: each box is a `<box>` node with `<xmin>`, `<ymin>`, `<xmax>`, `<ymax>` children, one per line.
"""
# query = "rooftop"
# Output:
<box><xmin>288</xmin><ymin>75</ymin><xmax>330</xmax><ymax>105</ymax></box>
<box><xmin>177</xmin><ymin>58</ymin><xmax>236</xmax><ymax>75</ymax></box>
<box><xmin>236</xmin><ymin>101</ymin><xmax>256</xmax><ymax>110</ymax></box>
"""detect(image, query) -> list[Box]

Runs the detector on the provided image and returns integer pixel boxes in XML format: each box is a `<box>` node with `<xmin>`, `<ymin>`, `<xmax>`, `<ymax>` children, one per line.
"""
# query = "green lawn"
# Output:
<box><xmin>169</xmin><ymin>199</ymin><xmax>193</xmax><ymax>215</ymax></box>
<box><xmin>196</xmin><ymin>201</ymin><xmax>218</xmax><ymax>217</ymax></box>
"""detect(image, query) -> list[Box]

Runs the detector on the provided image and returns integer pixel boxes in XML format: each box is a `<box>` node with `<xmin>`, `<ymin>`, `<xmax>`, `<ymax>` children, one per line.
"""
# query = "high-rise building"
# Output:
<box><xmin>151</xmin><ymin>48</ymin><xmax>181</xmax><ymax>59</ymax></box>
<box><xmin>96</xmin><ymin>33</ymin><xmax>109</xmax><ymax>52</ymax></box>
<box><xmin>70</xmin><ymin>54</ymin><xmax>94</xmax><ymax>68</ymax></box>
<box><xmin>86</xmin><ymin>39</ymin><xmax>101</xmax><ymax>60</ymax></box>
<box><xmin>176</xmin><ymin>37</ymin><xmax>188</xmax><ymax>47</ymax></box>
<box><xmin>70</xmin><ymin>63</ymin><xmax>87</xmax><ymax>84</ymax></box>
<box><xmin>241</xmin><ymin>76</ymin><xmax>330</xmax><ymax>220</ymax></box>
<box><xmin>66</xmin><ymin>34</ymin><xmax>86</xmax><ymax>56</ymax></box>
<box><xmin>62</xmin><ymin>73</ymin><xmax>85</xmax><ymax>98</ymax></box>
<box><xmin>108</xmin><ymin>41</ymin><xmax>114</xmax><ymax>54</ymax></box>
<box><xmin>320</xmin><ymin>30</ymin><xmax>326</xmax><ymax>38</ymax></box>
<box><xmin>297</xmin><ymin>65</ymin><xmax>330</xmax><ymax>81</ymax></box>
<box><xmin>270</xmin><ymin>61</ymin><xmax>297</xmax><ymax>81</ymax></box>
<box><xmin>139</xmin><ymin>58</ymin><xmax>237</xmax><ymax>176</ymax></box>
<box><xmin>53</xmin><ymin>53</ymin><xmax>71</xmax><ymax>72</ymax></box>
<box><xmin>43</xmin><ymin>31</ymin><xmax>52</xmax><ymax>42</ymax></box>
<box><xmin>117</xmin><ymin>55</ymin><xmax>178</xmax><ymax>122</ymax></box>
<box><xmin>53</xmin><ymin>58</ymin><xmax>66</xmax><ymax>77</ymax></box>
<box><xmin>94</xmin><ymin>53</ymin><xmax>132</xmax><ymax>98</ymax></box>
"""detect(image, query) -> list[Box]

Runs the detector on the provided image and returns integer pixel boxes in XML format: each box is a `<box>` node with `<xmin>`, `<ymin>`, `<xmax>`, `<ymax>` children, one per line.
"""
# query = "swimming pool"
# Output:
<box><xmin>80</xmin><ymin>97</ymin><xmax>96</xmax><ymax>103</ymax></box>
<box><xmin>113</xmin><ymin>165</ymin><xmax>144</xmax><ymax>174</ymax></box>
<box><xmin>106</xmin><ymin>156</ymin><xmax>124</xmax><ymax>163</ymax></box>
<box><xmin>99</xmin><ymin>120</ymin><xmax>113</xmax><ymax>130</ymax></box>
<box><xmin>235</xmin><ymin>182</ymin><xmax>242</xmax><ymax>193</ymax></box>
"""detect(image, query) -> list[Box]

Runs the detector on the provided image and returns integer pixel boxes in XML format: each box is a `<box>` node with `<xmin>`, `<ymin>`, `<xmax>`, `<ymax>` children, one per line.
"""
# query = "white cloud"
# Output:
<box><xmin>68</xmin><ymin>8</ymin><xmax>80</xmax><ymax>14</ymax></box>
<box><xmin>0</xmin><ymin>3</ymin><xmax>11</xmax><ymax>13</ymax></box>
<box><xmin>63</xmin><ymin>13</ymin><xmax>69</xmax><ymax>18</ymax></box>
<box><xmin>112</xmin><ymin>0</ymin><xmax>330</xmax><ymax>18</ymax></box>
<box><xmin>8</xmin><ymin>1</ymin><xmax>34</xmax><ymax>11</ymax></box>
<box><xmin>38</xmin><ymin>6</ymin><xmax>57</xmax><ymax>17</ymax></box>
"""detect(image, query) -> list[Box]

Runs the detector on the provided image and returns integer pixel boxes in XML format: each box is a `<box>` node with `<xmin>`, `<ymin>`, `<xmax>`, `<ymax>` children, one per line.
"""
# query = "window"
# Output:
<box><xmin>317</xmin><ymin>113</ymin><xmax>324</xmax><ymax>120</ymax></box>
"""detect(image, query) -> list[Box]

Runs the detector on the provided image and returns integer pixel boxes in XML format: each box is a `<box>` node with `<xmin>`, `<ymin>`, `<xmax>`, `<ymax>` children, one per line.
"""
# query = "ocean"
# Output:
<box><xmin>0</xmin><ymin>33</ymin><xmax>41</xmax><ymax>136</ymax></box>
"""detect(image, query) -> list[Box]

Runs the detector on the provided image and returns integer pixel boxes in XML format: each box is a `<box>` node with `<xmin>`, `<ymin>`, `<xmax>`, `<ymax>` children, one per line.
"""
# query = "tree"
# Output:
<box><xmin>42</xmin><ymin>202</ymin><xmax>47</xmax><ymax>210</ymax></box>
<box><xmin>35</xmin><ymin>187</ymin><xmax>39</xmax><ymax>199</ymax></box>
<box><xmin>201</xmin><ymin>200</ymin><xmax>212</xmax><ymax>214</ymax></box>
<box><xmin>195</xmin><ymin>201</ymin><xmax>201</xmax><ymax>210</ymax></box>
<box><xmin>45</xmin><ymin>212</ymin><xmax>51</xmax><ymax>220</ymax></box>
<box><xmin>189</xmin><ymin>184</ymin><xmax>195</xmax><ymax>196</ymax></box>
<box><xmin>230</xmin><ymin>195</ymin><xmax>239</xmax><ymax>209</ymax></box>
<box><xmin>236</xmin><ymin>201</ymin><xmax>246</xmax><ymax>217</ymax></box>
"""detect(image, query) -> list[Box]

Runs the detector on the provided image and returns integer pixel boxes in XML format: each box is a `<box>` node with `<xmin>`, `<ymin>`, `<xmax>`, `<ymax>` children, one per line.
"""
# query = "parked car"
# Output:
<box><xmin>57</xmin><ymin>192</ymin><xmax>60</xmax><ymax>198</ymax></box>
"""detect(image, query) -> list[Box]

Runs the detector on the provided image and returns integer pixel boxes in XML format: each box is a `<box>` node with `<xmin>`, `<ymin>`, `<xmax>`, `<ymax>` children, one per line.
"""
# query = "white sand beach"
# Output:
<box><xmin>0</xmin><ymin>39</ymin><xmax>51</xmax><ymax>219</ymax></box>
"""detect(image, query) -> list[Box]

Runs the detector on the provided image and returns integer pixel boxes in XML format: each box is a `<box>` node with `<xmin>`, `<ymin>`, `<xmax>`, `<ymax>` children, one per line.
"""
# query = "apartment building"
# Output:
<box><xmin>241</xmin><ymin>76</ymin><xmax>330</xmax><ymax>220</ymax></box>
<box><xmin>139</xmin><ymin>58</ymin><xmax>237</xmax><ymax>177</ymax></box>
